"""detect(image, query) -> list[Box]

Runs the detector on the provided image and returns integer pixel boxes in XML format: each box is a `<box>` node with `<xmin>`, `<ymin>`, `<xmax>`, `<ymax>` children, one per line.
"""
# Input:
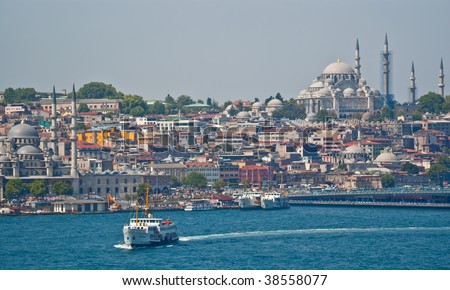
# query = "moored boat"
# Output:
<box><xmin>260</xmin><ymin>192</ymin><xmax>290</xmax><ymax>209</ymax></box>
<box><xmin>238</xmin><ymin>192</ymin><xmax>261</xmax><ymax>209</ymax></box>
<box><xmin>184</xmin><ymin>199</ymin><xmax>216</xmax><ymax>211</ymax></box>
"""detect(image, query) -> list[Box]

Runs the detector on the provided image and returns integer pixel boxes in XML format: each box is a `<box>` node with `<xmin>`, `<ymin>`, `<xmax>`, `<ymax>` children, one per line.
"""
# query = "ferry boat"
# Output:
<box><xmin>184</xmin><ymin>199</ymin><xmax>216</xmax><ymax>211</ymax></box>
<box><xmin>260</xmin><ymin>192</ymin><xmax>290</xmax><ymax>209</ymax></box>
<box><xmin>123</xmin><ymin>184</ymin><xmax>178</xmax><ymax>247</ymax></box>
<box><xmin>238</xmin><ymin>192</ymin><xmax>261</xmax><ymax>209</ymax></box>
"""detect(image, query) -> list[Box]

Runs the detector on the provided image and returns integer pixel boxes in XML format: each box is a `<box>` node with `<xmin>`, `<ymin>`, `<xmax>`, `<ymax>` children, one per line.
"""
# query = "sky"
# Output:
<box><xmin>0</xmin><ymin>0</ymin><xmax>449</xmax><ymax>104</ymax></box>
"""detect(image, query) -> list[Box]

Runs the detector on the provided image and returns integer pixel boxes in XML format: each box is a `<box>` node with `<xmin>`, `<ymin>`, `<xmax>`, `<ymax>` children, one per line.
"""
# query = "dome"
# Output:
<box><xmin>305</xmin><ymin>112</ymin><xmax>317</xmax><ymax>121</ymax></box>
<box><xmin>374</xmin><ymin>152</ymin><xmax>400</xmax><ymax>163</ymax></box>
<box><xmin>343</xmin><ymin>87</ymin><xmax>355</xmax><ymax>97</ymax></box>
<box><xmin>0</xmin><ymin>156</ymin><xmax>10</xmax><ymax>162</ymax></box>
<box><xmin>362</xmin><ymin>112</ymin><xmax>373</xmax><ymax>120</ymax></box>
<box><xmin>356</xmin><ymin>88</ymin><xmax>364</xmax><ymax>96</ymax></box>
<box><xmin>310</xmin><ymin>81</ymin><xmax>324</xmax><ymax>88</ymax></box>
<box><xmin>17</xmin><ymin>145</ymin><xmax>42</xmax><ymax>155</ymax></box>
<box><xmin>317</xmin><ymin>87</ymin><xmax>331</xmax><ymax>96</ymax></box>
<box><xmin>267</xmin><ymin>99</ymin><xmax>283</xmax><ymax>108</ymax></box>
<box><xmin>7</xmin><ymin>123</ymin><xmax>39</xmax><ymax>139</ymax></box>
<box><xmin>372</xmin><ymin>89</ymin><xmax>381</xmax><ymax>96</ymax></box>
<box><xmin>235</xmin><ymin>111</ymin><xmax>251</xmax><ymax>119</ymax></box>
<box><xmin>322</xmin><ymin>60</ymin><xmax>355</xmax><ymax>75</ymax></box>
<box><xmin>344</xmin><ymin>145</ymin><xmax>364</xmax><ymax>154</ymax></box>
<box><xmin>252</xmin><ymin>101</ymin><xmax>264</xmax><ymax>109</ymax></box>
<box><xmin>52</xmin><ymin>155</ymin><xmax>62</xmax><ymax>161</ymax></box>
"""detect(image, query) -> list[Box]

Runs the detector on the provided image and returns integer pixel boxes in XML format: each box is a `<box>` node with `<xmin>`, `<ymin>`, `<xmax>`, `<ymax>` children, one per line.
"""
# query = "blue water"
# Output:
<box><xmin>1</xmin><ymin>206</ymin><xmax>449</xmax><ymax>270</ymax></box>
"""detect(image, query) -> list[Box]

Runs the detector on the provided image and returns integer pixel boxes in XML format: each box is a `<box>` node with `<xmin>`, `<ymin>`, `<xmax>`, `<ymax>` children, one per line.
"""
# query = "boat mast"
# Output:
<box><xmin>145</xmin><ymin>183</ymin><xmax>150</xmax><ymax>217</ymax></box>
<box><xmin>135</xmin><ymin>199</ymin><xmax>139</xmax><ymax>224</ymax></box>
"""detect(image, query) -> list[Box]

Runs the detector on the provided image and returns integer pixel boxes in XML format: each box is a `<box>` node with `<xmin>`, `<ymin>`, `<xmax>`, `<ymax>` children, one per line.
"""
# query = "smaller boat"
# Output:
<box><xmin>184</xmin><ymin>199</ymin><xmax>216</xmax><ymax>211</ymax></box>
<box><xmin>260</xmin><ymin>192</ymin><xmax>290</xmax><ymax>209</ymax></box>
<box><xmin>123</xmin><ymin>184</ymin><xmax>178</xmax><ymax>247</ymax></box>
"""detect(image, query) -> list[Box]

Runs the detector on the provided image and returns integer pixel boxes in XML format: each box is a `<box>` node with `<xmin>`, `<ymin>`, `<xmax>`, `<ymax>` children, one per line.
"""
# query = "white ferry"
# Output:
<box><xmin>260</xmin><ymin>192</ymin><xmax>290</xmax><ymax>209</ymax></box>
<box><xmin>123</xmin><ymin>184</ymin><xmax>178</xmax><ymax>247</ymax></box>
<box><xmin>184</xmin><ymin>199</ymin><xmax>216</xmax><ymax>211</ymax></box>
<box><xmin>238</xmin><ymin>192</ymin><xmax>261</xmax><ymax>209</ymax></box>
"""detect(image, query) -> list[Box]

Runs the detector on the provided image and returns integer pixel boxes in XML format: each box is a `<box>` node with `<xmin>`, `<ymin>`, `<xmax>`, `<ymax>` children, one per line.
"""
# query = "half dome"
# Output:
<box><xmin>7</xmin><ymin>123</ymin><xmax>39</xmax><ymax>139</ymax></box>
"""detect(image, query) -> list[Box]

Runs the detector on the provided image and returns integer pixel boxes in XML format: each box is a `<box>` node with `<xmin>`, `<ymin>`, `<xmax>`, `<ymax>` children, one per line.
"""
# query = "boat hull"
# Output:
<box><xmin>123</xmin><ymin>224</ymin><xmax>178</xmax><ymax>247</ymax></box>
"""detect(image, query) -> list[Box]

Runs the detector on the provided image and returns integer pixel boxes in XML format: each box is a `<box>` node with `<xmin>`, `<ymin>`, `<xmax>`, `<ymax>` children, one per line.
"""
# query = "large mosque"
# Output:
<box><xmin>297</xmin><ymin>38</ymin><xmax>388</xmax><ymax>119</ymax></box>
<box><xmin>0</xmin><ymin>86</ymin><xmax>79</xmax><ymax>199</ymax></box>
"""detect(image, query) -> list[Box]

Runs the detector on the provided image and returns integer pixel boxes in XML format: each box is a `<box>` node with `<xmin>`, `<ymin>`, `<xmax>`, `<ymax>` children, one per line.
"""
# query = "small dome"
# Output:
<box><xmin>374</xmin><ymin>152</ymin><xmax>400</xmax><ymax>163</ymax></box>
<box><xmin>322</xmin><ymin>60</ymin><xmax>355</xmax><ymax>75</ymax></box>
<box><xmin>317</xmin><ymin>87</ymin><xmax>331</xmax><ymax>96</ymax></box>
<box><xmin>343</xmin><ymin>87</ymin><xmax>355</xmax><ymax>97</ymax></box>
<box><xmin>17</xmin><ymin>145</ymin><xmax>42</xmax><ymax>155</ymax></box>
<box><xmin>52</xmin><ymin>155</ymin><xmax>62</xmax><ymax>161</ymax></box>
<box><xmin>344</xmin><ymin>145</ymin><xmax>364</xmax><ymax>154</ymax></box>
<box><xmin>362</xmin><ymin>112</ymin><xmax>373</xmax><ymax>120</ymax></box>
<box><xmin>252</xmin><ymin>101</ymin><xmax>264</xmax><ymax>109</ymax></box>
<box><xmin>372</xmin><ymin>89</ymin><xmax>381</xmax><ymax>96</ymax></box>
<box><xmin>356</xmin><ymin>88</ymin><xmax>364</xmax><ymax>96</ymax></box>
<box><xmin>236</xmin><ymin>111</ymin><xmax>251</xmax><ymax>119</ymax></box>
<box><xmin>0</xmin><ymin>156</ymin><xmax>11</xmax><ymax>162</ymax></box>
<box><xmin>305</xmin><ymin>112</ymin><xmax>317</xmax><ymax>121</ymax></box>
<box><xmin>310</xmin><ymin>81</ymin><xmax>324</xmax><ymax>88</ymax></box>
<box><xmin>7</xmin><ymin>123</ymin><xmax>39</xmax><ymax>139</ymax></box>
<box><xmin>267</xmin><ymin>99</ymin><xmax>283</xmax><ymax>108</ymax></box>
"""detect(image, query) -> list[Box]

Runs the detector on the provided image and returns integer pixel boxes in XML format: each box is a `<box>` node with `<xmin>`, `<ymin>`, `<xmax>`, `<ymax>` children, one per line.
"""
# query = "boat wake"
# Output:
<box><xmin>114</xmin><ymin>244</ymin><xmax>133</xmax><ymax>250</ymax></box>
<box><xmin>179</xmin><ymin>226</ymin><xmax>450</xmax><ymax>242</ymax></box>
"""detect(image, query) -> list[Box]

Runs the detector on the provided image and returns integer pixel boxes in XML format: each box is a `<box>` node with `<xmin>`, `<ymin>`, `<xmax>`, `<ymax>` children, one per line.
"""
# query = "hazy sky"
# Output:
<box><xmin>1</xmin><ymin>0</ymin><xmax>449</xmax><ymax>104</ymax></box>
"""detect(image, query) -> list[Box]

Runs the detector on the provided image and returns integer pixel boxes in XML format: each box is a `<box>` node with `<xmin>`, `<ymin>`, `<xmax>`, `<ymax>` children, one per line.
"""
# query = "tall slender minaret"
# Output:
<box><xmin>70</xmin><ymin>84</ymin><xmax>78</xmax><ymax>178</ymax></box>
<box><xmin>382</xmin><ymin>33</ymin><xmax>391</xmax><ymax>99</ymax></box>
<box><xmin>410</xmin><ymin>62</ymin><xmax>416</xmax><ymax>104</ymax></box>
<box><xmin>50</xmin><ymin>85</ymin><xmax>58</xmax><ymax>154</ymax></box>
<box><xmin>439</xmin><ymin>58</ymin><xmax>445</xmax><ymax>97</ymax></box>
<box><xmin>355</xmin><ymin>38</ymin><xmax>361</xmax><ymax>79</ymax></box>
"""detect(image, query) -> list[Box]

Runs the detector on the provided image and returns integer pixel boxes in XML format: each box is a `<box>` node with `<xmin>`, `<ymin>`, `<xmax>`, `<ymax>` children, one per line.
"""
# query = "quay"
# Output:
<box><xmin>289</xmin><ymin>200</ymin><xmax>450</xmax><ymax>209</ymax></box>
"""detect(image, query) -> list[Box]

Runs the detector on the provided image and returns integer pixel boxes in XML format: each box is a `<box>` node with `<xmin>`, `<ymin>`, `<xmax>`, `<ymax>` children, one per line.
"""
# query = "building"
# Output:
<box><xmin>297</xmin><ymin>39</ymin><xmax>385</xmax><ymax>118</ymax></box>
<box><xmin>40</xmin><ymin>98</ymin><xmax>122</xmax><ymax>114</ymax></box>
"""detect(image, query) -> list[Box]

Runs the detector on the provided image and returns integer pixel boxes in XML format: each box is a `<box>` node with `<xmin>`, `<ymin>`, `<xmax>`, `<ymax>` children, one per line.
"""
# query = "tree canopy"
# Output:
<box><xmin>5</xmin><ymin>179</ymin><xmax>25</xmax><ymax>200</ymax></box>
<box><xmin>52</xmin><ymin>181</ymin><xmax>74</xmax><ymax>196</ymax></box>
<box><xmin>2</xmin><ymin>87</ymin><xmax>38</xmax><ymax>104</ymax></box>
<box><xmin>182</xmin><ymin>172</ymin><xmax>208</xmax><ymax>188</ymax></box>
<box><xmin>417</xmin><ymin>92</ymin><xmax>447</xmax><ymax>114</ymax></box>
<box><xmin>381</xmin><ymin>174</ymin><xmax>396</xmax><ymax>188</ymax></box>
<box><xmin>76</xmin><ymin>82</ymin><xmax>122</xmax><ymax>99</ymax></box>
<box><xmin>271</xmin><ymin>99</ymin><xmax>306</xmax><ymax>119</ymax></box>
<box><xmin>401</xmin><ymin>162</ymin><xmax>420</xmax><ymax>174</ymax></box>
<box><xmin>28</xmin><ymin>180</ymin><xmax>47</xmax><ymax>197</ymax></box>
<box><xmin>429</xmin><ymin>156</ymin><xmax>450</xmax><ymax>185</ymax></box>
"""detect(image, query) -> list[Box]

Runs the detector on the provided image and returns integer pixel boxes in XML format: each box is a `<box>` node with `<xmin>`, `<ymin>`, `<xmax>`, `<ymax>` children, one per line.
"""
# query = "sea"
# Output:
<box><xmin>1</xmin><ymin>205</ymin><xmax>449</xmax><ymax>270</ymax></box>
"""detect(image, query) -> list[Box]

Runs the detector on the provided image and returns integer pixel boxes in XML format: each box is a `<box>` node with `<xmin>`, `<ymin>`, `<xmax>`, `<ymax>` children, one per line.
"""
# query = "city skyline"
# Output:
<box><xmin>1</xmin><ymin>0</ymin><xmax>449</xmax><ymax>103</ymax></box>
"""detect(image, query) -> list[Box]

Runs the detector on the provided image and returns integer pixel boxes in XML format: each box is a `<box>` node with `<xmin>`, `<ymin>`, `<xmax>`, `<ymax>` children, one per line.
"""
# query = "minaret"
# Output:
<box><xmin>410</xmin><ymin>62</ymin><xmax>416</xmax><ymax>104</ymax></box>
<box><xmin>439</xmin><ymin>58</ymin><xmax>445</xmax><ymax>97</ymax></box>
<box><xmin>355</xmin><ymin>38</ymin><xmax>361</xmax><ymax>79</ymax></box>
<box><xmin>50</xmin><ymin>85</ymin><xmax>58</xmax><ymax>154</ymax></box>
<box><xmin>70</xmin><ymin>84</ymin><xmax>78</xmax><ymax>178</ymax></box>
<box><xmin>382</xmin><ymin>33</ymin><xmax>391</xmax><ymax>99</ymax></box>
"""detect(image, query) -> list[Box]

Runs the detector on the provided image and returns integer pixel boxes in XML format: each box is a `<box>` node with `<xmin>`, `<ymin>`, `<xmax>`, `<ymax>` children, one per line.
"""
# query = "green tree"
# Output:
<box><xmin>207</xmin><ymin>97</ymin><xmax>212</xmax><ymax>106</ymax></box>
<box><xmin>130</xmin><ymin>106</ymin><xmax>145</xmax><ymax>117</ymax></box>
<box><xmin>2</xmin><ymin>87</ymin><xmax>38</xmax><ymax>104</ymax></box>
<box><xmin>381</xmin><ymin>174</ymin><xmax>396</xmax><ymax>188</ymax></box>
<box><xmin>148</xmin><ymin>101</ymin><xmax>166</xmax><ymax>114</ymax></box>
<box><xmin>5</xmin><ymin>179</ymin><xmax>25</xmax><ymax>200</ymax></box>
<box><xmin>28</xmin><ymin>180</ymin><xmax>47</xmax><ymax>197</ymax></box>
<box><xmin>122</xmin><ymin>94</ymin><xmax>148</xmax><ymax>115</ymax></box>
<box><xmin>176</xmin><ymin>95</ymin><xmax>194</xmax><ymax>110</ymax></box>
<box><xmin>271</xmin><ymin>99</ymin><xmax>306</xmax><ymax>119</ymax></box>
<box><xmin>412</xmin><ymin>110</ymin><xmax>423</xmax><ymax>121</ymax></box>
<box><xmin>77</xmin><ymin>82</ymin><xmax>121</xmax><ymax>99</ymax></box>
<box><xmin>165</xmin><ymin>94</ymin><xmax>175</xmax><ymax>105</ymax></box>
<box><xmin>137</xmin><ymin>183</ymin><xmax>148</xmax><ymax>199</ymax></box>
<box><xmin>212</xmin><ymin>180</ymin><xmax>227</xmax><ymax>191</ymax></box>
<box><xmin>417</xmin><ymin>92</ymin><xmax>445</xmax><ymax>114</ymax></box>
<box><xmin>381</xmin><ymin>105</ymin><xmax>395</xmax><ymax>120</ymax></box>
<box><xmin>401</xmin><ymin>162</ymin><xmax>420</xmax><ymax>174</ymax></box>
<box><xmin>223</xmin><ymin>101</ymin><xmax>232</xmax><ymax>109</ymax></box>
<box><xmin>429</xmin><ymin>156</ymin><xmax>450</xmax><ymax>185</ymax></box>
<box><xmin>197</xmin><ymin>99</ymin><xmax>204</xmax><ymax>104</ymax></box>
<box><xmin>182</xmin><ymin>172</ymin><xmax>208</xmax><ymax>188</ymax></box>
<box><xmin>241</xmin><ymin>179</ymin><xmax>250</xmax><ymax>190</ymax></box>
<box><xmin>77</xmin><ymin>103</ymin><xmax>90</xmax><ymax>113</ymax></box>
<box><xmin>52</xmin><ymin>181</ymin><xmax>74</xmax><ymax>196</ymax></box>
<box><xmin>170</xmin><ymin>176</ymin><xmax>180</xmax><ymax>187</ymax></box>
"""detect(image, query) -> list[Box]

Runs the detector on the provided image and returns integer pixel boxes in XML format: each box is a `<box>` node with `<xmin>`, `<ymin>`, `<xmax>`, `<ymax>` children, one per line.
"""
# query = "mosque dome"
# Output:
<box><xmin>267</xmin><ymin>99</ymin><xmax>283</xmax><ymax>108</ymax></box>
<box><xmin>310</xmin><ymin>81</ymin><xmax>324</xmax><ymax>88</ymax></box>
<box><xmin>252</xmin><ymin>101</ymin><xmax>264</xmax><ymax>109</ymax></box>
<box><xmin>344</xmin><ymin>145</ymin><xmax>364</xmax><ymax>154</ymax></box>
<box><xmin>236</xmin><ymin>111</ymin><xmax>251</xmax><ymax>119</ymax></box>
<box><xmin>322</xmin><ymin>60</ymin><xmax>355</xmax><ymax>75</ymax></box>
<box><xmin>343</xmin><ymin>87</ymin><xmax>355</xmax><ymax>97</ymax></box>
<box><xmin>17</xmin><ymin>145</ymin><xmax>42</xmax><ymax>155</ymax></box>
<box><xmin>305</xmin><ymin>112</ymin><xmax>317</xmax><ymax>121</ymax></box>
<box><xmin>362</xmin><ymin>112</ymin><xmax>373</xmax><ymax>120</ymax></box>
<box><xmin>374</xmin><ymin>152</ymin><xmax>400</xmax><ymax>163</ymax></box>
<box><xmin>7</xmin><ymin>123</ymin><xmax>39</xmax><ymax>139</ymax></box>
<box><xmin>0</xmin><ymin>156</ymin><xmax>11</xmax><ymax>162</ymax></box>
<box><xmin>52</xmin><ymin>155</ymin><xmax>62</xmax><ymax>162</ymax></box>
